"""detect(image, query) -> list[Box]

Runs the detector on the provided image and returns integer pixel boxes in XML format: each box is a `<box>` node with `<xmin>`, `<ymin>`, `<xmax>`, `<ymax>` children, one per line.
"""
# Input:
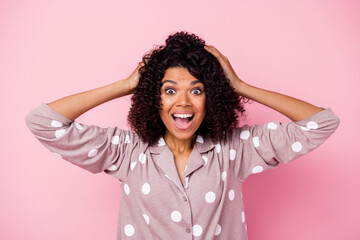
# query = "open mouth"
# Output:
<box><xmin>172</xmin><ymin>113</ymin><xmax>194</xmax><ymax>130</ymax></box>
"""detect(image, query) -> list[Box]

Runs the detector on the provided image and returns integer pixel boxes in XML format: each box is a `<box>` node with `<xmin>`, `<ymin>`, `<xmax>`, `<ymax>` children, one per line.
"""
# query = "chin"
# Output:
<box><xmin>173</xmin><ymin>131</ymin><xmax>197</xmax><ymax>141</ymax></box>
<box><xmin>164</xmin><ymin>127</ymin><xmax>199</xmax><ymax>142</ymax></box>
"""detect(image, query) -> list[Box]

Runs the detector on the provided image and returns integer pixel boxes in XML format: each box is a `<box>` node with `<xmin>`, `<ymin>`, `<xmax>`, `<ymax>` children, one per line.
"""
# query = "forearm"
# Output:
<box><xmin>234</xmin><ymin>81</ymin><xmax>323</xmax><ymax>122</ymax></box>
<box><xmin>48</xmin><ymin>79</ymin><xmax>133</xmax><ymax>120</ymax></box>
<box><xmin>203</xmin><ymin>46</ymin><xmax>324</xmax><ymax>121</ymax></box>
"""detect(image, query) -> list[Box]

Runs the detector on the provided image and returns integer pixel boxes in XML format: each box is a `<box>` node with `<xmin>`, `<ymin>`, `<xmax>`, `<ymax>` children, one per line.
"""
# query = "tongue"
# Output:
<box><xmin>174</xmin><ymin>117</ymin><xmax>190</xmax><ymax>128</ymax></box>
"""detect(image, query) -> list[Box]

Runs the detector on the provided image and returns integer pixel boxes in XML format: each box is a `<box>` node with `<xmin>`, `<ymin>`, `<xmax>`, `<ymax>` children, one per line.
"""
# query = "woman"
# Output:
<box><xmin>25</xmin><ymin>31</ymin><xmax>340</xmax><ymax>239</ymax></box>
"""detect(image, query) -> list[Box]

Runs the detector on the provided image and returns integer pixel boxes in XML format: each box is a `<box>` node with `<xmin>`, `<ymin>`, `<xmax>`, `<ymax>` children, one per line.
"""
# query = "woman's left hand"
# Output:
<box><xmin>204</xmin><ymin>45</ymin><xmax>244</xmax><ymax>89</ymax></box>
<box><xmin>205</xmin><ymin>46</ymin><xmax>324</xmax><ymax>121</ymax></box>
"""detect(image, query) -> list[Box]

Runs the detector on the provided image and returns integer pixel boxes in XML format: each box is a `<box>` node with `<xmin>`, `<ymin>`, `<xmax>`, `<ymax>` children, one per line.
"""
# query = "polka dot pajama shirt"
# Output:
<box><xmin>25</xmin><ymin>103</ymin><xmax>340</xmax><ymax>239</ymax></box>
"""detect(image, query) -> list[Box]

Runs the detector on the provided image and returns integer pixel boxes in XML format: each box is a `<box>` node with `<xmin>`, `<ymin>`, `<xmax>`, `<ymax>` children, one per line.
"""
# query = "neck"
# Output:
<box><xmin>164</xmin><ymin>133</ymin><xmax>196</xmax><ymax>153</ymax></box>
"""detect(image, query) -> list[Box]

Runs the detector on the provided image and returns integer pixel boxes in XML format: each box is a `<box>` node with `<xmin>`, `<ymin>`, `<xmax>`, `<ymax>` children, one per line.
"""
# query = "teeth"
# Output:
<box><xmin>173</xmin><ymin>113</ymin><xmax>193</xmax><ymax>118</ymax></box>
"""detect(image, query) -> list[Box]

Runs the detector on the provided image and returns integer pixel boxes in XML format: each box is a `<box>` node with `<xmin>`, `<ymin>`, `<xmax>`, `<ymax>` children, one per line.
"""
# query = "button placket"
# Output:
<box><xmin>180</xmin><ymin>190</ymin><xmax>192</xmax><ymax>238</ymax></box>
<box><xmin>182</xmin><ymin>190</ymin><xmax>189</xmax><ymax>202</ymax></box>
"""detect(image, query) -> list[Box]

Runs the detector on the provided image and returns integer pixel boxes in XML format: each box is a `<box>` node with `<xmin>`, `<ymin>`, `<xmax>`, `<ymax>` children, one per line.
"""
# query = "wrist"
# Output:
<box><xmin>232</xmin><ymin>79</ymin><xmax>247</xmax><ymax>96</ymax></box>
<box><xmin>124</xmin><ymin>78</ymin><xmax>135</xmax><ymax>94</ymax></box>
<box><xmin>112</xmin><ymin>79</ymin><xmax>134</xmax><ymax>98</ymax></box>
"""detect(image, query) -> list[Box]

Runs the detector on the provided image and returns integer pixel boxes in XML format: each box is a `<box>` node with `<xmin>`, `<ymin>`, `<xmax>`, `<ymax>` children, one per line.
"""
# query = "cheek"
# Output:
<box><xmin>159</xmin><ymin>108</ymin><xmax>169</xmax><ymax>126</ymax></box>
<box><xmin>159</xmin><ymin>95</ymin><xmax>172</xmax><ymax>113</ymax></box>
<box><xmin>197</xmin><ymin>98</ymin><xmax>206</xmax><ymax>115</ymax></box>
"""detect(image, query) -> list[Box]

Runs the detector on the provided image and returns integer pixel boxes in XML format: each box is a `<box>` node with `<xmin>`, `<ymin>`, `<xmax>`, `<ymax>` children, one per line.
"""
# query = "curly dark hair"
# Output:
<box><xmin>127</xmin><ymin>31</ymin><xmax>247</xmax><ymax>145</ymax></box>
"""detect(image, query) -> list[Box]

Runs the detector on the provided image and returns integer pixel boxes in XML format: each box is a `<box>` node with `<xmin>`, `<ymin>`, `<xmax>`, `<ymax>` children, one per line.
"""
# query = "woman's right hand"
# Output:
<box><xmin>126</xmin><ymin>49</ymin><xmax>155</xmax><ymax>94</ymax></box>
<box><xmin>126</xmin><ymin>62</ymin><xmax>144</xmax><ymax>94</ymax></box>
<box><xmin>46</xmin><ymin>50</ymin><xmax>154</xmax><ymax>120</ymax></box>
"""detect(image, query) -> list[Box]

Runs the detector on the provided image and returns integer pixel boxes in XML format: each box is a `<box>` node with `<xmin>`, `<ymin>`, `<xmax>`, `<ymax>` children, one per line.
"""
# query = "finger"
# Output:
<box><xmin>204</xmin><ymin>45</ymin><xmax>222</xmax><ymax>59</ymax></box>
<box><xmin>142</xmin><ymin>49</ymin><xmax>156</xmax><ymax>64</ymax></box>
<box><xmin>205</xmin><ymin>45</ymin><xmax>219</xmax><ymax>53</ymax></box>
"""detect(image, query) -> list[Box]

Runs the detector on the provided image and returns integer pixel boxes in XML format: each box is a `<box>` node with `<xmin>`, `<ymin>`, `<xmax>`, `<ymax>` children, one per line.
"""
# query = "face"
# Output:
<box><xmin>159</xmin><ymin>67</ymin><xmax>206</xmax><ymax>142</ymax></box>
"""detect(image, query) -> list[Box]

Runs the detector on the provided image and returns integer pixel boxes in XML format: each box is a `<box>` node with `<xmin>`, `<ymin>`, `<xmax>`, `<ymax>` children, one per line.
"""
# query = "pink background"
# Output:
<box><xmin>1</xmin><ymin>0</ymin><xmax>359</xmax><ymax>239</ymax></box>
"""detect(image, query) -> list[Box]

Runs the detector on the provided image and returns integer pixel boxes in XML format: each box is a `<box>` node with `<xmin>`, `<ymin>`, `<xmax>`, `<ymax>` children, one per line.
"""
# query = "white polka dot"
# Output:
<box><xmin>53</xmin><ymin>153</ymin><xmax>62</xmax><ymax>158</ymax></box>
<box><xmin>130</xmin><ymin>161</ymin><xmax>137</xmax><ymax>171</ymax></box>
<box><xmin>291</xmin><ymin>141</ymin><xmax>302</xmax><ymax>152</ymax></box>
<box><xmin>111</xmin><ymin>136</ymin><xmax>120</xmax><ymax>144</ymax></box>
<box><xmin>205</xmin><ymin>192</ymin><xmax>216</xmax><ymax>203</ymax></box>
<box><xmin>142</xmin><ymin>182</ymin><xmax>150</xmax><ymax>195</ymax></box>
<box><xmin>55</xmin><ymin>129</ymin><xmax>66</xmax><ymax>138</ymax></box>
<box><xmin>215</xmin><ymin>224</ymin><xmax>222</xmax><ymax>236</ymax></box>
<box><xmin>252</xmin><ymin>165</ymin><xmax>264</xmax><ymax>174</ymax></box>
<box><xmin>307</xmin><ymin>121</ymin><xmax>318</xmax><ymax>129</ymax></box>
<box><xmin>185</xmin><ymin>164</ymin><xmax>188</xmax><ymax>171</ymax></box>
<box><xmin>124</xmin><ymin>134</ymin><xmax>130</xmax><ymax>144</ymax></box>
<box><xmin>196</xmin><ymin>135</ymin><xmax>204</xmax><ymax>143</ymax></box>
<box><xmin>228</xmin><ymin>189</ymin><xmax>235</xmax><ymax>201</ymax></box>
<box><xmin>74</xmin><ymin>121</ymin><xmax>83</xmax><ymax>130</ymax></box>
<box><xmin>51</xmin><ymin>120</ymin><xmax>62</xmax><ymax>127</ymax></box>
<box><xmin>230</xmin><ymin>149</ymin><xmax>236</xmax><ymax>160</ymax></box>
<box><xmin>88</xmin><ymin>149</ymin><xmax>98</xmax><ymax>157</ymax></box>
<box><xmin>124</xmin><ymin>224</ymin><xmax>135</xmax><ymax>236</ymax></box>
<box><xmin>202</xmin><ymin>156</ymin><xmax>208</xmax><ymax>165</ymax></box>
<box><xmin>222</xmin><ymin>171</ymin><xmax>227</xmax><ymax>181</ymax></box>
<box><xmin>215</xmin><ymin>143</ymin><xmax>221</xmax><ymax>153</ymax></box>
<box><xmin>165</xmin><ymin>174</ymin><xmax>171</xmax><ymax>179</ymax></box>
<box><xmin>193</xmin><ymin>224</ymin><xmax>203</xmax><ymax>237</ymax></box>
<box><xmin>252</xmin><ymin>136</ymin><xmax>260</xmax><ymax>147</ymax></box>
<box><xmin>139</xmin><ymin>153</ymin><xmax>146</xmax><ymax>164</ymax></box>
<box><xmin>142</xmin><ymin>214</ymin><xmax>150</xmax><ymax>225</ymax></box>
<box><xmin>240</xmin><ymin>130</ymin><xmax>250</xmax><ymax>140</ymax></box>
<box><xmin>171</xmin><ymin>211</ymin><xmax>182</xmax><ymax>222</ymax></box>
<box><xmin>245</xmin><ymin>224</ymin><xmax>248</xmax><ymax>231</ymax></box>
<box><xmin>157</xmin><ymin>137</ymin><xmax>165</xmax><ymax>146</ymax></box>
<box><xmin>124</xmin><ymin>183</ymin><xmax>130</xmax><ymax>195</ymax></box>
<box><xmin>267</xmin><ymin>122</ymin><xmax>277</xmax><ymax>130</ymax></box>
<box><xmin>242</xmin><ymin>211</ymin><xmax>246</xmax><ymax>223</ymax></box>
<box><xmin>106</xmin><ymin>164</ymin><xmax>117</xmax><ymax>171</ymax></box>
<box><xmin>300</xmin><ymin>126</ymin><xmax>310</xmax><ymax>131</ymax></box>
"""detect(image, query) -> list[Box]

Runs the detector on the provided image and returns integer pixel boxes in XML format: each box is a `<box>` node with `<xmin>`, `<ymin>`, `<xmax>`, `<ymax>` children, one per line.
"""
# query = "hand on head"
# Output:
<box><xmin>204</xmin><ymin>45</ymin><xmax>244</xmax><ymax>88</ymax></box>
<box><xmin>126</xmin><ymin>49</ymin><xmax>155</xmax><ymax>94</ymax></box>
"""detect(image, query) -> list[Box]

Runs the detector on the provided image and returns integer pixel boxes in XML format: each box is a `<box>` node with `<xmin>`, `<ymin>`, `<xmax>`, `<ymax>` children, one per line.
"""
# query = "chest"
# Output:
<box><xmin>125</xmin><ymin>151</ymin><xmax>242</xmax><ymax>231</ymax></box>
<box><xmin>127</xmin><ymin>149</ymin><xmax>232</xmax><ymax>204</ymax></box>
<box><xmin>118</xmin><ymin>148</ymin><xmax>244</xmax><ymax>240</ymax></box>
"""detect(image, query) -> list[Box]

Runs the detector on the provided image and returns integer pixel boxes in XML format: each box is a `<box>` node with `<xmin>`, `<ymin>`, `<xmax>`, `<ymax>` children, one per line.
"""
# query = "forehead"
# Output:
<box><xmin>161</xmin><ymin>67</ymin><xmax>200</xmax><ymax>83</ymax></box>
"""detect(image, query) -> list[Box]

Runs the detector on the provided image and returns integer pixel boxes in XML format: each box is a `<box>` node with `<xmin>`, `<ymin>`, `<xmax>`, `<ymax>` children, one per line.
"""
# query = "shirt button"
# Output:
<box><xmin>183</xmin><ymin>196</ymin><xmax>187</xmax><ymax>202</ymax></box>
<box><xmin>186</xmin><ymin>228</ymin><xmax>191</xmax><ymax>233</ymax></box>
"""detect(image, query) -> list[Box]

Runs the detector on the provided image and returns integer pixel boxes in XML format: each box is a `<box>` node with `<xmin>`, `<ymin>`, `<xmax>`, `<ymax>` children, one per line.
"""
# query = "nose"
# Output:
<box><xmin>175</xmin><ymin>91</ymin><xmax>191</xmax><ymax>107</ymax></box>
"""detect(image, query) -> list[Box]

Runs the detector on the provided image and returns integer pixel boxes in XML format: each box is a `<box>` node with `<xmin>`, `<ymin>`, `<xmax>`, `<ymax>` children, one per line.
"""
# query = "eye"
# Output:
<box><xmin>165</xmin><ymin>88</ymin><xmax>176</xmax><ymax>94</ymax></box>
<box><xmin>191</xmin><ymin>88</ymin><xmax>203</xmax><ymax>95</ymax></box>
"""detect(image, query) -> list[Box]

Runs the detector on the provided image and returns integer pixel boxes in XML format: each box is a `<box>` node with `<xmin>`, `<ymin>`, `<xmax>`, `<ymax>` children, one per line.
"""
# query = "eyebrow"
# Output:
<box><xmin>161</xmin><ymin>80</ymin><xmax>202</xmax><ymax>86</ymax></box>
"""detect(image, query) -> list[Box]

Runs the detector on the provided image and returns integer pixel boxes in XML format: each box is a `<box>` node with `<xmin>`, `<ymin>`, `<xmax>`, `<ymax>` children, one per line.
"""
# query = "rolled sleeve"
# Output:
<box><xmin>25</xmin><ymin>103</ymin><xmax>139</xmax><ymax>182</ymax></box>
<box><xmin>228</xmin><ymin>108</ymin><xmax>340</xmax><ymax>180</ymax></box>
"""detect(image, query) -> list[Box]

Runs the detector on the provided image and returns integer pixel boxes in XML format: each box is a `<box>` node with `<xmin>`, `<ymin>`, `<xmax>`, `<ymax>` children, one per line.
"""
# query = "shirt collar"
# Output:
<box><xmin>148</xmin><ymin>134</ymin><xmax>215</xmax><ymax>192</ymax></box>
